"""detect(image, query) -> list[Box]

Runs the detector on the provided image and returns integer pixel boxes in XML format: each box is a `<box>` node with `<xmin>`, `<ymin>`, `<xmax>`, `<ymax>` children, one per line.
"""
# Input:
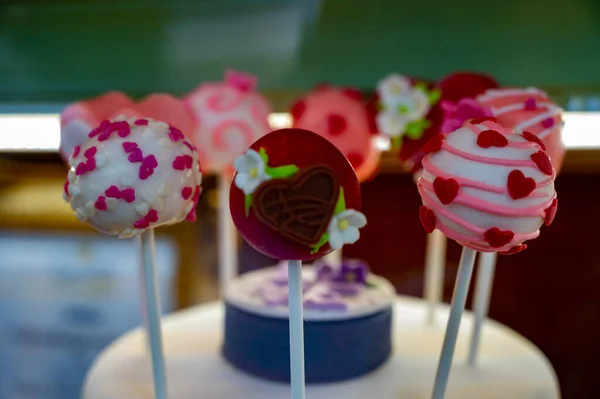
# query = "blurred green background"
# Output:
<box><xmin>1</xmin><ymin>0</ymin><xmax>599</xmax><ymax>106</ymax></box>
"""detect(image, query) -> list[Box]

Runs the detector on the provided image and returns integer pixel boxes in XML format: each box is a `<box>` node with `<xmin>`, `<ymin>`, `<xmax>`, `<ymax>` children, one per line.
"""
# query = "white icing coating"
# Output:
<box><xmin>418</xmin><ymin>120</ymin><xmax>556</xmax><ymax>252</ymax></box>
<box><xmin>225</xmin><ymin>266</ymin><xmax>396</xmax><ymax>321</ymax></box>
<box><xmin>63</xmin><ymin>116</ymin><xmax>203</xmax><ymax>238</ymax></box>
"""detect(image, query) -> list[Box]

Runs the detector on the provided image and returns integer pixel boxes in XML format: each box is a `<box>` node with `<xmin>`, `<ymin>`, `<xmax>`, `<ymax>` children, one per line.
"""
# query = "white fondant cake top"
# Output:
<box><xmin>225</xmin><ymin>260</ymin><xmax>396</xmax><ymax>321</ymax></box>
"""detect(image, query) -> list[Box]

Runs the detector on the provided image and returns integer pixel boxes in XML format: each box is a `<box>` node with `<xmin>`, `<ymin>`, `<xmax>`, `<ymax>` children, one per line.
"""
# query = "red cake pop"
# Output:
<box><xmin>230</xmin><ymin>128</ymin><xmax>365</xmax><ymax>261</ymax></box>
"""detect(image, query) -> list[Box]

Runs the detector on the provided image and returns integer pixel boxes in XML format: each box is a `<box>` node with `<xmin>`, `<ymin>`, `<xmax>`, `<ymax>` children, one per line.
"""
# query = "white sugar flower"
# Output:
<box><xmin>328</xmin><ymin>210</ymin><xmax>367</xmax><ymax>250</ymax></box>
<box><xmin>377</xmin><ymin>74</ymin><xmax>412</xmax><ymax>107</ymax></box>
<box><xmin>376</xmin><ymin>110</ymin><xmax>409</xmax><ymax>137</ymax></box>
<box><xmin>233</xmin><ymin>149</ymin><xmax>271</xmax><ymax>195</ymax></box>
<box><xmin>402</xmin><ymin>88</ymin><xmax>430</xmax><ymax>121</ymax></box>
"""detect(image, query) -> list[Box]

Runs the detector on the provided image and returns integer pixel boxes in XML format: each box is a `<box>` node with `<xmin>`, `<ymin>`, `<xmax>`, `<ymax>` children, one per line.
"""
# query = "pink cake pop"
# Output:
<box><xmin>60</xmin><ymin>92</ymin><xmax>194</xmax><ymax>163</ymax></box>
<box><xmin>290</xmin><ymin>85</ymin><xmax>381</xmax><ymax>182</ymax></box>
<box><xmin>417</xmin><ymin>118</ymin><xmax>557</xmax><ymax>254</ymax></box>
<box><xmin>63</xmin><ymin>116</ymin><xmax>202</xmax><ymax>238</ymax></box>
<box><xmin>184</xmin><ymin>70</ymin><xmax>272</xmax><ymax>173</ymax></box>
<box><xmin>230</xmin><ymin>128</ymin><xmax>365</xmax><ymax>261</ymax></box>
<box><xmin>477</xmin><ymin>88</ymin><xmax>565</xmax><ymax>171</ymax></box>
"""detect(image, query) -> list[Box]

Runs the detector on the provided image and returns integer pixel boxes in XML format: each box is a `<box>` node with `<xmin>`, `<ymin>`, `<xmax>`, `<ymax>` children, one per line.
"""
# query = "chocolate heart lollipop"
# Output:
<box><xmin>230</xmin><ymin>128</ymin><xmax>365</xmax><ymax>261</ymax></box>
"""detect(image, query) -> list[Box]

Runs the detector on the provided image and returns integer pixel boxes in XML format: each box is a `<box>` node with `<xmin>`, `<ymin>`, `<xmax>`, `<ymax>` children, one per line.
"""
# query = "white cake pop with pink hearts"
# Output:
<box><xmin>63</xmin><ymin>116</ymin><xmax>203</xmax><ymax>238</ymax></box>
<box><xmin>417</xmin><ymin>118</ymin><xmax>557</xmax><ymax>254</ymax></box>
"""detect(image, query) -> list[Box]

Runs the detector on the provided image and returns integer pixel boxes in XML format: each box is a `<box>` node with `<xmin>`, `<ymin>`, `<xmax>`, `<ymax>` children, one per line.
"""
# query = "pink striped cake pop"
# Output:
<box><xmin>63</xmin><ymin>116</ymin><xmax>202</xmax><ymax>238</ymax></box>
<box><xmin>184</xmin><ymin>70</ymin><xmax>272</xmax><ymax>173</ymax></box>
<box><xmin>417</xmin><ymin>118</ymin><xmax>557</xmax><ymax>254</ymax></box>
<box><xmin>477</xmin><ymin>88</ymin><xmax>565</xmax><ymax>171</ymax></box>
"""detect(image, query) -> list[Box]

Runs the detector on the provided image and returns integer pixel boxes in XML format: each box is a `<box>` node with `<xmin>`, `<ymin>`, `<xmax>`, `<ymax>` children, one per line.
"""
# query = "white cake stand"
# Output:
<box><xmin>83</xmin><ymin>295</ymin><xmax>560</xmax><ymax>399</ymax></box>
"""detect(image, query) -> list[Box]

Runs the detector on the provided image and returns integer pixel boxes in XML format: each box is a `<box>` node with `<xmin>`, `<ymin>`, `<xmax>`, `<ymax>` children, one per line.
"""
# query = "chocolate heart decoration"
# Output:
<box><xmin>253</xmin><ymin>165</ymin><xmax>339</xmax><ymax>246</ymax></box>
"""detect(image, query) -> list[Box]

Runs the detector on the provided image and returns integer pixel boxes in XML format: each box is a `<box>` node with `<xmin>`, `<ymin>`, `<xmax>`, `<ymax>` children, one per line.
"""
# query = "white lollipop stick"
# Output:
<box><xmin>431</xmin><ymin>247</ymin><xmax>476</xmax><ymax>399</ymax></box>
<box><xmin>424</xmin><ymin>230</ymin><xmax>447</xmax><ymax>325</ymax></box>
<box><xmin>140</xmin><ymin>229</ymin><xmax>168</xmax><ymax>399</ymax></box>
<box><xmin>287</xmin><ymin>260</ymin><xmax>306</xmax><ymax>399</ymax></box>
<box><xmin>323</xmin><ymin>248</ymin><xmax>342</xmax><ymax>266</ymax></box>
<box><xmin>467</xmin><ymin>251</ymin><xmax>497</xmax><ymax>366</ymax></box>
<box><xmin>218</xmin><ymin>172</ymin><xmax>238</xmax><ymax>295</ymax></box>
<box><xmin>137</xmin><ymin>235</ymin><xmax>150</xmax><ymax>350</ymax></box>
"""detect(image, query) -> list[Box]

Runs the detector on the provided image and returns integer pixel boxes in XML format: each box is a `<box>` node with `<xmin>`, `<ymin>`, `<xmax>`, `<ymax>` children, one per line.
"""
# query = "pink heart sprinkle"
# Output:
<box><xmin>139</xmin><ymin>166</ymin><xmax>153</xmax><ymax>180</ymax></box>
<box><xmin>72</xmin><ymin>145</ymin><xmax>81</xmax><ymax>158</ymax></box>
<box><xmin>168</xmin><ymin>126</ymin><xmax>184</xmax><ymax>142</ymax></box>
<box><xmin>105</xmin><ymin>185</ymin><xmax>121</xmax><ymax>198</ymax></box>
<box><xmin>172</xmin><ymin>156</ymin><xmax>185</xmax><ymax>170</ymax></box>
<box><xmin>84</xmin><ymin>146</ymin><xmax>97</xmax><ymax>159</ymax></box>
<box><xmin>183</xmin><ymin>141</ymin><xmax>195</xmax><ymax>152</ymax></box>
<box><xmin>134</xmin><ymin>119</ymin><xmax>149</xmax><ymax>126</ymax></box>
<box><xmin>120</xmin><ymin>188</ymin><xmax>136</xmax><ymax>203</ymax></box>
<box><xmin>541</xmin><ymin>118</ymin><xmax>555</xmax><ymax>128</ymax></box>
<box><xmin>75</xmin><ymin>162</ymin><xmax>87</xmax><ymax>175</ymax></box>
<box><xmin>117</xmin><ymin>127</ymin><xmax>131</xmax><ymax>138</ymax></box>
<box><xmin>122</xmin><ymin>141</ymin><xmax>138</xmax><ymax>153</ymax></box>
<box><xmin>134</xmin><ymin>219</ymin><xmax>150</xmax><ymax>229</ymax></box>
<box><xmin>84</xmin><ymin>158</ymin><xmax>96</xmax><ymax>172</ymax></box>
<box><xmin>146</xmin><ymin>209</ymin><xmax>158</xmax><ymax>223</ymax></box>
<box><xmin>184</xmin><ymin>155</ymin><xmax>193</xmax><ymax>168</ymax></box>
<box><xmin>142</xmin><ymin>154</ymin><xmax>158</xmax><ymax>169</ymax></box>
<box><xmin>97</xmin><ymin>131</ymin><xmax>112</xmax><ymax>141</ymax></box>
<box><xmin>89</xmin><ymin>120</ymin><xmax>110</xmax><ymax>138</ymax></box>
<box><xmin>128</xmin><ymin>148</ymin><xmax>144</xmax><ymax>163</ymax></box>
<box><xmin>181</xmin><ymin>187</ymin><xmax>193</xmax><ymax>200</ymax></box>
<box><xmin>95</xmin><ymin>196</ymin><xmax>107</xmax><ymax>210</ymax></box>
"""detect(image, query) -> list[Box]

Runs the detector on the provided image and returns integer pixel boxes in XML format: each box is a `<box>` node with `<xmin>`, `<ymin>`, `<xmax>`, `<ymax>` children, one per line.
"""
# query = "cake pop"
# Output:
<box><xmin>290</xmin><ymin>85</ymin><xmax>380</xmax><ymax>181</ymax></box>
<box><xmin>230</xmin><ymin>128</ymin><xmax>365</xmax><ymax>262</ymax></box>
<box><xmin>63</xmin><ymin>116</ymin><xmax>202</xmax><ymax>238</ymax></box>
<box><xmin>477</xmin><ymin>87</ymin><xmax>565</xmax><ymax>171</ymax></box>
<box><xmin>417</xmin><ymin>119</ymin><xmax>557</xmax><ymax>398</ymax></box>
<box><xmin>184</xmin><ymin>70</ymin><xmax>272</xmax><ymax>173</ymax></box>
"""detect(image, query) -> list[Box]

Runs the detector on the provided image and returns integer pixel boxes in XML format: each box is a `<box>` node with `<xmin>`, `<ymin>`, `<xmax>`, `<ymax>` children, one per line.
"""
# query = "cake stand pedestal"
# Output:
<box><xmin>84</xmin><ymin>296</ymin><xmax>560</xmax><ymax>399</ymax></box>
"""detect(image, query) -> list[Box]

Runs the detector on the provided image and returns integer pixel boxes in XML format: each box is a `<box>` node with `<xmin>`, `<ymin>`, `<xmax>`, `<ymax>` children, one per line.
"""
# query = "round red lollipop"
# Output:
<box><xmin>230</xmin><ymin>128</ymin><xmax>365</xmax><ymax>261</ymax></box>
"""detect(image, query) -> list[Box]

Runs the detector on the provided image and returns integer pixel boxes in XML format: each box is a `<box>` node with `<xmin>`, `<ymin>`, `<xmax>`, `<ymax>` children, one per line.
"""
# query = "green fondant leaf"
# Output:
<box><xmin>405</xmin><ymin>119</ymin><xmax>429</xmax><ymax>140</ymax></box>
<box><xmin>310</xmin><ymin>232</ymin><xmax>329</xmax><ymax>254</ymax></box>
<box><xmin>258</xmin><ymin>147</ymin><xmax>269</xmax><ymax>164</ymax></box>
<box><xmin>334</xmin><ymin>187</ymin><xmax>346</xmax><ymax>215</ymax></box>
<box><xmin>245</xmin><ymin>194</ymin><xmax>253</xmax><ymax>216</ymax></box>
<box><xmin>414</xmin><ymin>82</ymin><xmax>428</xmax><ymax>92</ymax></box>
<box><xmin>392</xmin><ymin>136</ymin><xmax>403</xmax><ymax>150</ymax></box>
<box><xmin>265</xmin><ymin>164</ymin><xmax>299</xmax><ymax>179</ymax></box>
<box><xmin>428</xmin><ymin>88</ymin><xmax>441</xmax><ymax>105</ymax></box>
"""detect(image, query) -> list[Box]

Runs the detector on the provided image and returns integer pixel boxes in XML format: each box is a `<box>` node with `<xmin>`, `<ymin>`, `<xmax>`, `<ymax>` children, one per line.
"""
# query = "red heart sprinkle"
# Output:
<box><xmin>168</xmin><ymin>126</ymin><xmax>184</xmax><ymax>142</ymax></box>
<box><xmin>120</xmin><ymin>188</ymin><xmax>136</xmax><ymax>203</ymax></box>
<box><xmin>531</xmin><ymin>151</ymin><xmax>553</xmax><ymax>176</ymax></box>
<box><xmin>128</xmin><ymin>148</ymin><xmax>144</xmax><ymax>163</ymax></box>
<box><xmin>327</xmin><ymin>114</ymin><xmax>347</xmax><ymax>136</ymax></box>
<box><xmin>75</xmin><ymin>162</ymin><xmax>88</xmax><ymax>176</ymax></box>
<box><xmin>173</xmin><ymin>156</ymin><xmax>185</xmax><ymax>170</ymax></box>
<box><xmin>507</xmin><ymin>170</ymin><xmax>536</xmax><ymax>200</ymax></box>
<box><xmin>117</xmin><ymin>126</ymin><xmax>131</xmax><ymax>138</ymax></box>
<box><xmin>183</xmin><ymin>141</ymin><xmax>196</xmax><ymax>152</ymax></box>
<box><xmin>105</xmin><ymin>185</ymin><xmax>121</xmax><ymax>198</ymax></box>
<box><xmin>500</xmin><ymin>244</ymin><xmax>527</xmax><ymax>255</ymax></box>
<box><xmin>89</xmin><ymin>120</ymin><xmax>110</xmax><ymax>138</ymax></box>
<box><xmin>541</xmin><ymin>118</ymin><xmax>555</xmax><ymax>128</ymax></box>
<box><xmin>181</xmin><ymin>187</ymin><xmax>193</xmax><ymax>200</ymax></box>
<box><xmin>420</xmin><ymin>134</ymin><xmax>444</xmax><ymax>154</ymax></box>
<box><xmin>134</xmin><ymin>219</ymin><xmax>150</xmax><ymax>229</ymax></box>
<box><xmin>134</xmin><ymin>119</ymin><xmax>149</xmax><ymax>126</ymax></box>
<box><xmin>139</xmin><ymin>166</ymin><xmax>153</xmax><ymax>180</ymax></box>
<box><xmin>476</xmin><ymin>130</ymin><xmax>508</xmax><ymax>148</ymax></box>
<box><xmin>419</xmin><ymin>206</ymin><xmax>436</xmax><ymax>233</ymax></box>
<box><xmin>142</xmin><ymin>154</ymin><xmax>158</xmax><ymax>169</ymax></box>
<box><xmin>544</xmin><ymin>198</ymin><xmax>558</xmax><ymax>226</ymax></box>
<box><xmin>433</xmin><ymin>177</ymin><xmax>459</xmax><ymax>205</ymax></box>
<box><xmin>469</xmin><ymin>117</ymin><xmax>497</xmax><ymax>124</ymax></box>
<box><xmin>521</xmin><ymin>131</ymin><xmax>546</xmax><ymax>150</ymax></box>
<box><xmin>122</xmin><ymin>142</ymin><xmax>138</xmax><ymax>153</ymax></box>
<box><xmin>290</xmin><ymin>100</ymin><xmax>306</xmax><ymax>121</ymax></box>
<box><xmin>484</xmin><ymin>227</ymin><xmax>515</xmax><ymax>248</ymax></box>
<box><xmin>95</xmin><ymin>196</ymin><xmax>107</xmax><ymax>211</ymax></box>
<box><xmin>524</xmin><ymin>98</ymin><xmax>537</xmax><ymax>111</ymax></box>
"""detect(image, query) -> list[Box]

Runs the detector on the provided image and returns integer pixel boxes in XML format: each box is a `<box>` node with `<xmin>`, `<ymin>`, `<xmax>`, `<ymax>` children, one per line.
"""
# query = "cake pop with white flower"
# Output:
<box><xmin>63</xmin><ymin>116</ymin><xmax>203</xmax><ymax>238</ymax></box>
<box><xmin>230</xmin><ymin>128</ymin><xmax>366</xmax><ymax>261</ymax></box>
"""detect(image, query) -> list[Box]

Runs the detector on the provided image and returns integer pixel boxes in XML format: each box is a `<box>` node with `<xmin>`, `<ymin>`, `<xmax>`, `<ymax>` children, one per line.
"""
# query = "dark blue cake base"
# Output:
<box><xmin>222</xmin><ymin>303</ymin><xmax>392</xmax><ymax>383</ymax></box>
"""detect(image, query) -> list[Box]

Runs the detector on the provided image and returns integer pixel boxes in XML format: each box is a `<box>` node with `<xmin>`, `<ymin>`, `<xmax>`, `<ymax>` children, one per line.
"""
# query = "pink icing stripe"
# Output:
<box><xmin>206</xmin><ymin>87</ymin><xmax>244</xmax><ymax>113</ymax></box>
<box><xmin>212</xmin><ymin>119</ymin><xmax>254</xmax><ymax>151</ymax></box>
<box><xmin>419</xmin><ymin>179</ymin><xmax>552</xmax><ymax>217</ymax></box>
<box><xmin>442</xmin><ymin>142</ymin><xmax>538</xmax><ymax>168</ymax></box>
<box><xmin>422</xmin><ymin>157</ymin><xmax>504</xmax><ymax>193</ymax></box>
<box><xmin>250</xmin><ymin>102</ymin><xmax>271</xmax><ymax>133</ymax></box>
